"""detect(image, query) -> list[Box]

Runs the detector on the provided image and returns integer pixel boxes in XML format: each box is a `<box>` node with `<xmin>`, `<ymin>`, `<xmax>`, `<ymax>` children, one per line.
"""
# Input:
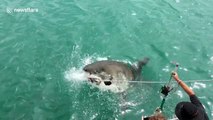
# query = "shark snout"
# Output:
<box><xmin>83</xmin><ymin>67</ymin><xmax>101</xmax><ymax>84</ymax></box>
<box><xmin>83</xmin><ymin>67</ymin><xmax>88</xmax><ymax>72</ymax></box>
<box><xmin>83</xmin><ymin>67</ymin><xmax>92</xmax><ymax>74</ymax></box>
<box><xmin>83</xmin><ymin>67</ymin><xmax>98</xmax><ymax>75</ymax></box>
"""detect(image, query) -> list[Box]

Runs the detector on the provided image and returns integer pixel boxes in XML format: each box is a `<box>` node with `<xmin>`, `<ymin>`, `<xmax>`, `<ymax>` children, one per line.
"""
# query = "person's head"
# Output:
<box><xmin>143</xmin><ymin>113</ymin><xmax>166</xmax><ymax>120</ymax></box>
<box><xmin>175</xmin><ymin>102</ymin><xmax>202</xmax><ymax>120</ymax></box>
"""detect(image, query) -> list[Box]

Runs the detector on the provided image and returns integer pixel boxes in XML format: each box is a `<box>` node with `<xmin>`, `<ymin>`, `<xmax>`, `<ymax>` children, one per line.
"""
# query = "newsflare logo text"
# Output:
<box><xmin>6</xmin><ymin>7</ymin><xmax>39</xmax><ymax>14</ymax></box>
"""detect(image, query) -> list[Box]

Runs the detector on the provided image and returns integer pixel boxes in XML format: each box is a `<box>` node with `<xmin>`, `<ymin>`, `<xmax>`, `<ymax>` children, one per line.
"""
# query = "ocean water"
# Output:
<box><xmin>0</xmin><ymin>0</ymin><xmax>213</xmax><ymax>120</ymax></box>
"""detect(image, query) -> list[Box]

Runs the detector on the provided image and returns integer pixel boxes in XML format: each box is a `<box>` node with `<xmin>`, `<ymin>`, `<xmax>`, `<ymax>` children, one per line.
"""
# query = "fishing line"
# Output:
<box><xmin>128</xmin><ymin>79</ymin><xmax>213</xmax><ymax>84</ymax></box>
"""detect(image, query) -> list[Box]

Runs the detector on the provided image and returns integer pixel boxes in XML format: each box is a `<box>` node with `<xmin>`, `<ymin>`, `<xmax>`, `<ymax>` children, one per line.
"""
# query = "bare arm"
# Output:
<box><xmin>172</xmin><ymin>72</ymin><xmax>195</xmax><ymax>96</ymax></box>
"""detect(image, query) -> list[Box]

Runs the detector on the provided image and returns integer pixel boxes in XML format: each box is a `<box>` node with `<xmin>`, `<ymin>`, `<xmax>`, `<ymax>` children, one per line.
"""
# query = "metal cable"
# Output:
<box><xmin>128</xmin><ymin>79</ymin><xmax>213</xmax><ymax>84</ymax></box>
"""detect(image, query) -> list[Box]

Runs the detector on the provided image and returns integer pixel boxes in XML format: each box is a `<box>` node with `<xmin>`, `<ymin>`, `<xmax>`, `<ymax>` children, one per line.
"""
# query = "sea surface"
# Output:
<box><xmin>0</xmin><ymin>0</ymin><xmax>213</xmax><ymax>120</ymax></box>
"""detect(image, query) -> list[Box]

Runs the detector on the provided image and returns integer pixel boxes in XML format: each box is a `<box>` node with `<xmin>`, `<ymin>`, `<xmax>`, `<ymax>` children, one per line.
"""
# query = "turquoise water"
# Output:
<box><xmin>0</xmin><ymin>0</ymin><xmax>213</xmax><ymax>119</ymax></box>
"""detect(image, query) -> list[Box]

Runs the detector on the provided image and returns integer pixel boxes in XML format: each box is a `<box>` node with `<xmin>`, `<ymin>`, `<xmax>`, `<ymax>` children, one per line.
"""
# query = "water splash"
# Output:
<box><xmin>64</xmin><ymin>56</ymin><xmax>108</xmax><ymax>82</ymax></box>
<box><xmin>64</xmin><ymin>56</ymin><xmax>131</xmax><ymax>93</ymax></box>
<box><xmin>64</xmin><ymin>67</ymin><xmax>87</xmax><ymax>82</ymax></box>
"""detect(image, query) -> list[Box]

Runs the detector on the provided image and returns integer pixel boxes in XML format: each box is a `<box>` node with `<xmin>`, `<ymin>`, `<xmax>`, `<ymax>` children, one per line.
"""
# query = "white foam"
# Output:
<box><xmin>64</xmin><ymin>67</ymin><xmax>87</xmax><ymax>82</ymax></box>
<box><xmin>119</xmin><ymin>101</ymin><xmax>138</xmax><ymax>107</ymax></box>
<box><xmin>82</xmin><ymin>56</ymin><xmax>108</xmax><ymax>66</ymax></box>
<box><xmin>210</xmin><ymin>56</ymin><xmax>213</xmax><ymax>64</ymax></box>
<box><xmin>96</xmin><ymin>57</ymin><xmax>108</xmax><ymax>61</ymax></box>
<box><xmin>175</xmin><ymin>0</ymin><xmax>180</xmax><ymax>3</ymax></box>
<box><xmin>165</xmin><ymin>52</ymin><xmax>169</xmax><ymax>57</ymax></box>
<box><xmin>183</xmin><ymin>68</ymin><xmax>188</xmax><ymax>71</ymax></box>
<box><xmin>121</xmin><ymin>109</ymin><xmax>132</xmax><ymax>115</ymax></box>
<box><xmin>192</xmin><ymin>82</ymin><xmax>206</xmax><ymax>89</ymax></box>
<box><xmin>64</xmin><ymin>56</ymin><xmax>107</xmax><ymax>82</ymax></box>
<box><xmin>173</xmin><ymin>46</ymin><xmax>180</xmax><ymax>50</ymax></box>
<box><xmin>178</xmin><ymin>67</ymin><xmax>188</xmax><ymax>71</ymax></box>
<box><xmin>131</xmin><ymin>12</ymin><xmax>136</xmax><ymax>16</ymax></box>
<box><xmin>176</xmin><ymin>90</ymin><xmax>183</xmax><ymax>98</ymax></box>
<box><xmin>82</xmin><ymin>57</ymin><xmax>93</xmax><ymax>66</ymax></box>
<box><xmin>137</xmin><ymin>109</ymin><xmax>144</xmax><ymax>114</ymax></box>
<box><xmin>162</xmin><ymin>65</ymin><xmax>170</xmax><ymax>72</ymax></box>
<box><xmin>89</xmin><ymin>113</ymin><xmax>98</xmax><ymax>120</ymax></box>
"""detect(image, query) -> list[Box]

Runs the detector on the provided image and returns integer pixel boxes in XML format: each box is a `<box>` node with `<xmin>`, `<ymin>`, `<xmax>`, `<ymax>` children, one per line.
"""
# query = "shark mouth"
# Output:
<box><xmin>87</xmin><ymin>74</ymin><xmax>101</xmax><ymax>84</ymax></box>
<box><xmin>86</xmin><ymin>74</ymin><xmax>112</xmax><ymax>86</ymax></box>
<box><xmin>84</xmin><ymin>72</ymin><xmax>129</xmax><ymax>93</ymax></box>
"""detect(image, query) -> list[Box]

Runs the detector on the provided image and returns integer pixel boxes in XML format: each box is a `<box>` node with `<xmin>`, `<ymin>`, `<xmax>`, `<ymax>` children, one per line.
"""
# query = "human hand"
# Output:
<box><xmin>172</xmin><ymin>72</ymin><xmax>180</xmax><ymax>82</ymax></box>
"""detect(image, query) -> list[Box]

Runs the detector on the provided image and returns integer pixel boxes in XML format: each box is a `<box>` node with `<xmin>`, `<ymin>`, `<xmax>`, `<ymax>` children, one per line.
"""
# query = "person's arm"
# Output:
<box><xmin>172</xmin><ymin>72</ymin><xmax>195</xmax><ymax>96</ymax></box>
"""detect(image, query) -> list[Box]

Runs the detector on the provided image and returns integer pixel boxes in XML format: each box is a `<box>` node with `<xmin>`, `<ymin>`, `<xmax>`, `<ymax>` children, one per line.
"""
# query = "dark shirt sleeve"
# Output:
<box><xmin>190</xmin><ymin>95</ymin><xmax>209</xmax><ymax>120</ymax></box>
<box><xmin>190</xmin><ymin>95</ymin><xmax>204</xmax><ymax>109</ymax></box>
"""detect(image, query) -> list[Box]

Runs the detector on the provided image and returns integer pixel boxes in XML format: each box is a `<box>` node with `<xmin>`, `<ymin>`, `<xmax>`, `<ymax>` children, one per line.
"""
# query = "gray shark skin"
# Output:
<box><xmin>83</xmin><ymin>58</ymin><xmax>149</xmax><ymax>86</ymax></box>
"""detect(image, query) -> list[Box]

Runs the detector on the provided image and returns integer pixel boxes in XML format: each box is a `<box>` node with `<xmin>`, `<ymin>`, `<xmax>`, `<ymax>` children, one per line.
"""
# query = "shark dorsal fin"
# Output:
<box><xmin>136</xmin><ymin>57</ymin><xmax>150</xmax><ymax>75</ymax></box>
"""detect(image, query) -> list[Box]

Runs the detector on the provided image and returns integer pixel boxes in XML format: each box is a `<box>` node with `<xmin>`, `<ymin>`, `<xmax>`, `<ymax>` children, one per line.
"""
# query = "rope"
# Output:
<box><xmin>128</xmin><ymin>79</ymin><xmax>213</xmax><ymax>84</ymax></box>
<box><xmin>128</xmin><ymin>81</ymin><xmax>166</xmax><ymax>84</ymax></box>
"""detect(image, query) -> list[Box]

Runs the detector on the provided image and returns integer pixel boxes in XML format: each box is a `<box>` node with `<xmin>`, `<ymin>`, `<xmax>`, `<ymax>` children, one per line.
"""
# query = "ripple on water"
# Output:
<box><xmin>192</xmin><ymin>82</ymin><xmax>206</xmax><ymax>89</ymax></box>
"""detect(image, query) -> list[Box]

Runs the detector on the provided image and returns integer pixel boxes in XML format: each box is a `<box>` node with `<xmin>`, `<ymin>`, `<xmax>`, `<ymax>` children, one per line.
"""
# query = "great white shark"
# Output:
<box><xmin>83</xmin><ymin>57</ymin><xmax>149</xmax><ymax>87</ymax></box>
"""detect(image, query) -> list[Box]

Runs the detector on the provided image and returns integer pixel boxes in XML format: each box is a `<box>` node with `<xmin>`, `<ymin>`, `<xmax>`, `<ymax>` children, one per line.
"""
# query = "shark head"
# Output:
<box><xmin>83</xmin><ymin>65</ymin><xmax>112</xmax><ymax>86</ymax></box>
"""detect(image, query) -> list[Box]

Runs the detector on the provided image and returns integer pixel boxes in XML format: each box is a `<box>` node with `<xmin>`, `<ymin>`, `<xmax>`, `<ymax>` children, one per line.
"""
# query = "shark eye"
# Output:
<box><xmin>104</xmin><ymin>81</ymin><xmax>112</xmax><ymax>86</ymax></box>
<box><xmin>83</xmin><ymin>68</ymin><xmax>88</xmax><ymax>71</ymax></box>
<box><xmin>101</xmin><ymin>68</ymin><xmax>105</xmax><ymax>71</ymax></box>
